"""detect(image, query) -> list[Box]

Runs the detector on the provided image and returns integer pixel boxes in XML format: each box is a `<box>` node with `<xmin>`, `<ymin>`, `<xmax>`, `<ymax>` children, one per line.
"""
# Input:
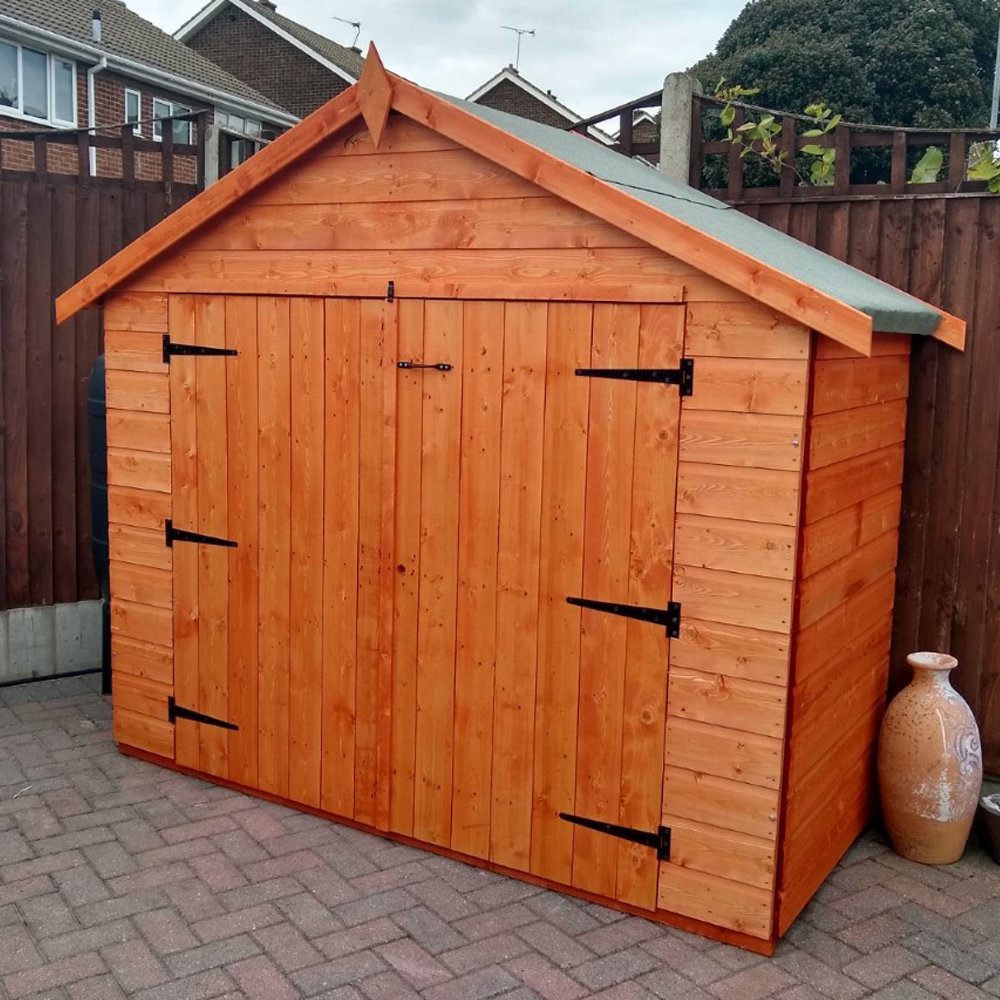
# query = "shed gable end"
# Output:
<box><xmin>122</xmin><ymin>113</ymin><xmax>749</xmax><ymax>308</ymax></box>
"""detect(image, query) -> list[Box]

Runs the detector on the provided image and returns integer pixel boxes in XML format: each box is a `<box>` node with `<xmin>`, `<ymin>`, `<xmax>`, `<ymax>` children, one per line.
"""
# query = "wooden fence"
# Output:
<box><xmin>0</xmin><ymin>131</ymin><xmax>199</xmax><ymax>613</ymax></box>
<box><xmin>735</xmin><ymin>195</ymin><xmax>1000</xmax><ymax>772</ymax></box>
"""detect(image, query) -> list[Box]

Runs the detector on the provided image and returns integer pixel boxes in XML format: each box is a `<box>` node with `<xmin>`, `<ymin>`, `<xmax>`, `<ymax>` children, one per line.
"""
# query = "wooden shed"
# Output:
<box><xmin>56</xmin><ymin>49</ymin><xmax>965</xmax><ymax>953</ymax></box>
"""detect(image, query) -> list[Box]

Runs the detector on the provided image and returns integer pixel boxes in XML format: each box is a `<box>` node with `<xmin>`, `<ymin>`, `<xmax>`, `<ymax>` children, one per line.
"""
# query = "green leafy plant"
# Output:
<box><xmin>968</xmin><ymin>140</ymin><xmax>1000</xmax><ymax>193</ymax></box>
<box><xmin>714</xmin><ymin>81</ymin><xmax>841</xmax><ymax>186</ymax></box>
<box><xmin>909</xmin><ymin>146</ymin><xmax>944</xmax><ymax>183</ymax></box>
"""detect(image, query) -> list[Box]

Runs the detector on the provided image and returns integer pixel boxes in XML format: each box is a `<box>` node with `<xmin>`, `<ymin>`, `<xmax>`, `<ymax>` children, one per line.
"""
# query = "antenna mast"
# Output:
<box><xmin>500</xmin><ymin>25</ymin><xmax>535</xmax><ymax>71</ymax></box>
<box><xmin>332</xmin><ymin>15</ymin><xmax>361</xmax><ymax>49</ymax></box>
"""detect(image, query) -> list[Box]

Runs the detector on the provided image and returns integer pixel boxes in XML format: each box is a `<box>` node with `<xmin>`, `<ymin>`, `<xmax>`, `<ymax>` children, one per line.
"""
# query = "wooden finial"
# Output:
<box><xmin>357</xmin><ymin>43</ymin><xmax>393</xmax><ymax>148</ymax></box>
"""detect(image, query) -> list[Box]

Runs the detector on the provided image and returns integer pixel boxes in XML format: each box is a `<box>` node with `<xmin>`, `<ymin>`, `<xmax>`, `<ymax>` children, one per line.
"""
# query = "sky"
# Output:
<box><xmin>127</xmin><ymin>0</ymin><xmax>749</xmax><ymax>116</ymax></box>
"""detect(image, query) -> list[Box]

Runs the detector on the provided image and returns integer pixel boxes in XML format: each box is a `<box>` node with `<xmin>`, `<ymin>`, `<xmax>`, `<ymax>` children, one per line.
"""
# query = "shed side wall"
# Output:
<box><xmin>656</xmin><ymin>305</ymin><xmax>811</xmax><ymax>941</ymax></box>
<box><xmin>777</xmin><ymin>332</ymin><xmax>910</xmax><ymax>934</ymax></box>
<box><xmin>103</xmin><ymin>291</ymin><xmax>175</xmax><ymax>760</ymax></box>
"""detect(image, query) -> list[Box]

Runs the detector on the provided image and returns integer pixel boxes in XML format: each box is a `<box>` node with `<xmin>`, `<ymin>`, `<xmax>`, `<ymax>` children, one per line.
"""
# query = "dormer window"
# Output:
<box><xmin>0</xmin><ymin>39</ymin><xmax>76</xmax><ymax>126</ymax></box>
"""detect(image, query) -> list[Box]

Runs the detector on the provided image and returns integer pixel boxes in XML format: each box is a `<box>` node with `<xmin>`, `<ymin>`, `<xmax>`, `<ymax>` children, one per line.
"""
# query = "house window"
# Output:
<box><xmin>125</xmin><ymin>89</ymin><xmax>141</xmax><ymax>135</ymax></box>
<box><xmin>153</xmin><ymin>98</ymin><xmax>194</xmax><ymax>144</ymax></box>
<box><xmin>0</xmin><ymin>39</ymin><xmax>76</xmax><ymax>125</ymax></box>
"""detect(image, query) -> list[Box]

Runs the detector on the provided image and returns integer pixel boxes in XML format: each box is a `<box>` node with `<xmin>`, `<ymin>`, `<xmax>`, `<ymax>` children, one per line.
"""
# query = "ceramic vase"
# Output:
<box><xmin>877</xmin><ymin>651</ymin><xmax>982</xmax><ymax>865</ymax></box>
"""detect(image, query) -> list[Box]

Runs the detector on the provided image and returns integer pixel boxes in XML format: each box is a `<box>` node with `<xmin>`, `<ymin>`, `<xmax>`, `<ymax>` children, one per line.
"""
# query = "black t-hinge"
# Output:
<box><xmin>168</xmin><ymin>697</ymin><xmax>238</xmax><ymax>731</ymax></box>
<box><xmin>165</xmin><ymin>520</ymin><xmax>237</xmax><ymax>548</ymax></box>
<box><xmin>567</xmin><ymin>596</ymin><xmax>681</xmax><ymax>638</ymax></box>
<box><xmin>575</xmin><ymin>358</ymin><xmax>693</xmax><ymax>396</ymax></box>
<box><xmin>162</xmin><ymin>335</ymin><xmax>238</xmax><ymax>364</ymax></box>
<box><xmin>559</xmin><ymin>813</ymin><xmax>671</xmax><ymax>861</ymax></box>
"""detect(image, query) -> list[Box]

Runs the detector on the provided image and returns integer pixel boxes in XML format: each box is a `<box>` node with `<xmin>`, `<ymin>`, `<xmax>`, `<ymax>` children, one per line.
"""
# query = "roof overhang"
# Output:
<box><xmin>174</xmin><ymin>0</ymin><xmax>357</xmax><ymax>86</ymax></box>
<box><xmin>55</xmin><ymin>44</ymin><xmax>965</xmax><ymax>354</ymax></box>
<box><xmin>0</xmin><ymin>12</ymin><xmax>298</xmax><ymax>126</ymax></box>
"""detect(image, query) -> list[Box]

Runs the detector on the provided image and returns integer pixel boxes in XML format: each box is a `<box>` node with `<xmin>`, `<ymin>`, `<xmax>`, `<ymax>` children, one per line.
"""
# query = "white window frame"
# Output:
<box><xmin>0</xmin><ymin>38</ymin><xmax>77</xmax><ymax>127</ymax></box>
<box><xmin>124</xmin><ymin>88</ymin><xmax>142</xmax><ymax>136</ymax></box>
<box><xmin>152</xmin><ymin>97</ymin><xmax>194</xmax><ymax>145</ymax></box>
<box><xmin>216</xmin><ymin>108</ymin><xmax>262</xmax><ymax>138</ymax></box>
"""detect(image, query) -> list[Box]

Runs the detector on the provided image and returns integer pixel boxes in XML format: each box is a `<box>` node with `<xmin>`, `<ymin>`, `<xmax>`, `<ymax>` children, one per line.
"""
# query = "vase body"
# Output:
<box><xmin>877</xmin><ymin>652</ymin><xmax>982</xmax><ymax>864</ymax></box>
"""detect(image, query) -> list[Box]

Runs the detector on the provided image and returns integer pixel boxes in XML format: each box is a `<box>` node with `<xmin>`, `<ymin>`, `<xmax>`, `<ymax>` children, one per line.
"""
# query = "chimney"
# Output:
<box><xmin>92</xmin><ymin>9</ymin><xmax>102</xmax><ymax>43</ymax></box>
<box><xmin>258</xmin><ymin>0</ymin><xmax>276</xmax><ymax>9</ymax></box>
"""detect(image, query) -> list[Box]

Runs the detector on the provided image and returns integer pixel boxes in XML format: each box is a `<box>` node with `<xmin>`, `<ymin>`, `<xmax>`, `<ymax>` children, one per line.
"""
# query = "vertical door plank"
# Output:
<box><xmin>289</xmin><ymin>298</ymin><xmax>325</xmax><ymax>808</ymax></box>
<box><xmin>413</xmin><ymin>300</ymin><xmax>463</xmax><ymax>847</ymax></box>
<box><xmin>491</xmin><ymin>301</ymin><xmax>548</xmax><ymax>872</ymax></box>
<box><xmin>572</xmin><ymin>303</ymin><xmax>640</xmax><ymax>898</ymax></box>
<box><xmin>257</xmin><ymin>297</ymin><xmax>292</xmax><ymax>798</ymax></box>
<box><xmin>169</xmin><ymin>295</ymin><xmax>199</xmax><ymax>770</ymax></box>
<box><xmin>530</xmin><ymin>303</ymin><xmax>593</xmax><ymax>885</ymax></box>
<box><xmin>390</xmin><ymin>299</ymin><xmax>425</xmax><ymax>836</ymax></box>
<box><xmin>451</xmin><ymin>300</ymin><xmax>504</xmax><ymax>860</ymax></box>
<box><xmin>195</xmin><ymin>296</ymin><xmax>230</xmax><ymax>779</ymax></box>
<box><xmin>226</xmin><ymin>296</ymin><xmax>259</xmax><ymax>788</ymax></box>
<box><xmin>375</xmin><ymin>303</ymin><xmax>399</xmax><ymax>832</ymax></box>
<box><xmin>322</xmin><ymin>299</ymin><xmax>361</xmax><ymax>818</ymax></box>
<box><xmin>617</xmin><ymin>304</ymin><xmax>682</xmax><ymax>910</ymax></box>
<box><xmin>355</xmin><ymin>300</ymin><xmax>396</xmax><ymax>827</ymax></box>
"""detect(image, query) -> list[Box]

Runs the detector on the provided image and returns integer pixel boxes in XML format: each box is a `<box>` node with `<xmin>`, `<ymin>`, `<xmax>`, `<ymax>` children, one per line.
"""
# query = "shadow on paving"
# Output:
<box><xmin>2</xmin><ymin>674</ymin><xmax>1000</xmax><ymax>999</ymax></box>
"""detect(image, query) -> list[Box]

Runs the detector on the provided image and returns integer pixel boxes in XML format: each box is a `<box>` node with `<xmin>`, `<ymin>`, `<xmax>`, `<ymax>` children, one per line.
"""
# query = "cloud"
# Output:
<box><xmin>134</xmin><ymin>0</ymin><xmax>746</xmax><ymax>113</ymax></box>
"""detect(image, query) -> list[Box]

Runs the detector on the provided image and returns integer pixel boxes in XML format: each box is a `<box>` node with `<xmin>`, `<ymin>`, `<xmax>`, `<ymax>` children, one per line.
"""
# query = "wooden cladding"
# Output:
<box><xmin>158</xmin><ymin>294</ymin><xmax>683</xmax><ymax>916</ymax></box>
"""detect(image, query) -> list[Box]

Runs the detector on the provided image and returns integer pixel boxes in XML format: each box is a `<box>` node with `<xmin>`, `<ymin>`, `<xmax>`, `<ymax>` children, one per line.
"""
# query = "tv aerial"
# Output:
<box><xmin>501</xmin><ymin>25</ymin><xmax>535</xmax><ymax>71</ymax></box>
<box><xmin>332</xmin><ymin>15</ymin><xmax>361</xmax><ymax>49</ymax></box>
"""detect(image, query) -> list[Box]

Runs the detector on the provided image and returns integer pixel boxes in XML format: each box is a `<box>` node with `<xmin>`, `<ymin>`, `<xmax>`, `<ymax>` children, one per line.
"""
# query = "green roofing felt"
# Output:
<box><xmin>447</xmin><ymin>94</ymin><xmax>944</xmax><ymax>338</ymax></box>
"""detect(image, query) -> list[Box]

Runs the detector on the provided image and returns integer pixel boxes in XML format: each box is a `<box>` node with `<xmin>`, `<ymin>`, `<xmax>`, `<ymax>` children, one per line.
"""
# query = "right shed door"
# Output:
<box><xmin>383</xmin><ymin>299</ymin><xmax>683</xmax><ymax>912</ymax></box>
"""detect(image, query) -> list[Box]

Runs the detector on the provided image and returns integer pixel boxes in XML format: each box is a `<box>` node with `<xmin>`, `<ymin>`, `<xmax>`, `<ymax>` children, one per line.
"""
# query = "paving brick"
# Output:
<box><xmin>407</xmin><ymin>878</ymin><xmax>480</xmax><ymax>922</ymax></box>
<box><xmin>0</xmin><ymin>924</ymin><xmax>44</xmax><ymax>974</ymax></box>
<box><xmin>80</xmin><ymin>843</ymin><xmax>136</xmax><ymax>880</ymax></box>
<box><xmin>212</xmin><ymin>829</ymin><xmax>271</xmax><ymax>865</ymax></box>
<box><xmin>0</xmin><ymin>850</ymin><xmax>85</xmax><ymax>884</ymax></box>
<box><xmin>75</xmin><ymin>889</ymin><xmax>170</xmax><ymax>928</ymax></box>
<box><xmin>19</xmin><ymin>892</ymin><xmax>79</xmax><ymax>938</ymax></box>
<box><xmin>163</xmin><ymin>878</ymin><xmax>226</xmax><ymax>922</ymax></box>
<box><xmin>439</xmin><ymin>932</ymin><xmax>531</xmax><ymax>974</ymax></box>
<box><xmin>832</xmin><ymin>886</ymin><xmax>907</xmax><ymax>921</ymax></box>
<box><xmin>843</xmin><ymin>944</ymin><xmax>927</xmax><ymax>990</ymax></box>
<box><xmin>277</xmin><ymin>892</ymin><xmax>344</xmax><ymax>939</ymax></box>
<box><xmin>297</xmin><ymin>866</ymin><xmax>362</xmax><ymax>908</ymax></box>
<box><xmin>359</xmin><ymin>970</ymin><xmax>422</xmax><ymax>999</ymax></box>
<box><xmin>235</xmin><ymin>807</ymin><xmax>288</xmax><ymax>842</ymax></box>
<box><xmin>43</xmin><ymin>789</ymin><xmax>90</xmax><ymax>819</ymax></box>
<box><xmin>130</xmin><ymin>969</ymin><xmax>236</xmax><ymax>1000</ymax></box>
<box><xmin>160</xmin><ymin>817</ymin><xmax>239</xmax><ymax>845</ymax></box>
<box><xmin>573</xmin><ymin>946</ymin><xmax>662</xmax><ymax>990</ymax></box>
<box><xmin>905</xmin><ymin>931</ymin><xmax>995</xmax><ymax>984</ymax></box>
<box><xmin>41</xmin><ymin>920</ymin><xmax>135</xmax><ymax>962</ymax></box>
<box><xmin>774</xmin><ymin>949</ymin><xmax>867</xmax><ymax>1000</ymax></box>
<box><xmin>253</xmin><ymin>921</ymin><xmax>325</xmax><ymax>972</ymax></box>
<box><xmin>885</xmin><ymin>875</ymin><xmax>973</xmax><ymax>917</ymax></box>
<box><xmin>110</xmin><ymin>819</ymin><xmax>165</xmax><ymax>855</ymax></box>
<box><xmin>836</xmin><ymin>912</ymin><xmax>917</xmax><ymax>955</ymax></box>
<box><xmin>68</xmin><ymin>973</ymin><xmax>127</xmax><ymax>999</ymax></box>
<box><xmin>578</xmin><ymin>917</ymin><xmax>663</xmax><ymax>956</ymax></box>
<box><xmin>242</xmin><ymin>849</ymin><xmax>325</xmax><ymax>883</ymax></box>
<box><xmin>192</xmin><ymin>902</ymin><xmax>284</xmax><ymax>943</ymax></box>
<box><xmin>4</xmin><ymin>953</ymin><xmax>105</xmax><ymax>999</ymax></box>
<box><xmin>218</xmin><ymin>876</ymin><xmax>304</xmax><ymax>910</ymax></box>
<box><xmin>52</xmin><ymin>863</ymin><xmax>110</xmax><ymax>907</ymax></box>
<box><xmin>133</xmin><ymin>908</ymin><xmax>200</xmax><ymax>955</ymax></box>
<box><xmin>864</xmin><ymin>984</ymin><xmax>939</xmax><ymax>1000</ymax></box>
<box><xmin>422</xmin><ymin>965</ymin><xmax>520</xmax><ymax>1000</ymax></box>
<box><xmin>331</xmin><ymin>889</ymin><xmax>420</xmax><ymax>930</ymax></box>
<box><xmin>102</xmin><ymin>939</ymin><xmax>170</xmax><ymax>992</ymax></box>
<box><xmin>188</xmin><ymin>852</ymin><xmax>249</xmax><ymax>892</ymax></box>
<box><xmin>910</xmin><ymin>965</ymin><xmax>994</xmax><ymax>1000</ymax></box>
<box><xmin>226</xmin><ymin>955</ymin><xmax>300</xmax><ymax>1000</ymax></box>
<box><xmin>351</xmin><ymin>862</ymin><xmax>430</xmax><ymax>895</ymax></box>
<box><xmin>375</xmin><ymin>938</ymin><xmax>453</xmax><ymax>988</ymax></box>
<box><xmin>317</xmin><ymin>918</ymin><xmax>406</xmax><ymax>960</ymax></box>
<box><xmin>107</xmin><ymin>862</ymin><xmax>194</xmax><ymax>897</ymax></box>
<box><xmin>708</xmin><ymin>963</ymin><xmax>796</xmax><ymax>1000</ymax></box>
<box><xmin>641</xmin><ymin>935</ymin><xmax>727</xmax><ymax>986</ymax></box>
<box><xmin>639</xmin><ymin>967</ymin><xmax>713</xmax><ymax>1000</ymax></box>
<box><xmin>515</xmin><ymin>921</ymin><xmax>594</xmax><ymax>970</ymax></box>
<box><xmin>291</xmin><ymin>951</ymin><xmax>387</xmax><ymax>995</ymax></box>
<box><xmin>164</xmin><ymin>934</ymin><xmax>262</xmax><ymax>977</ymax></box>
<box><xmin>523</xmin><ymin>892</ymin><xmax>601</xmax><ymax>936</ymax></box>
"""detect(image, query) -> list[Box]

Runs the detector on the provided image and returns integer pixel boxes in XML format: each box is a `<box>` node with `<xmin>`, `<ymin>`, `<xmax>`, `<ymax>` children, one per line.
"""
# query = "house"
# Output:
<box><xmin>56</xmin><ymin>48</ymin><xmax>963</xmax><ymax>952</ymax></box>
<box><xmin>175</xmin><ymin>0</ymin><xmax>363</xmax><ymax>120</ymax></box>
<box><xmin>0</xmin><ymin>0</ymin><xmax>295</xmax><ymax>179</ymax></box>
<box><xmin>468</xmin><ymin>64</ymin><xmax>612</xmax><ymax>144</ymax></box>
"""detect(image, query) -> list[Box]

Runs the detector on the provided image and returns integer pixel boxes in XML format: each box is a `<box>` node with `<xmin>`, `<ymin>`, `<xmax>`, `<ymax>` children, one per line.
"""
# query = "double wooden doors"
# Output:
<box><xmin>169</xmin><ymin>294</ymin><xmax>682</xmax><ymax>910</ymax></box>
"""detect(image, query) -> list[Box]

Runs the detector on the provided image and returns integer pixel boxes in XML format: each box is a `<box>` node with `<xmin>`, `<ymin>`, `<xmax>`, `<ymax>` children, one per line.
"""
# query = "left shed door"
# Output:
<box><xmin>168</xmin><ymin>295</ymin><xmax>256</xmax><ymax>782</ymax></box>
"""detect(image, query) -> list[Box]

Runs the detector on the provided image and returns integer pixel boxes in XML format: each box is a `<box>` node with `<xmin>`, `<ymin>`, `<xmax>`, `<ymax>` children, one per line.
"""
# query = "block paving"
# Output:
<box><xmin>2</xmin><ymin>674</ymin><xmax>1000</xmax><ymax>999</ymax></box>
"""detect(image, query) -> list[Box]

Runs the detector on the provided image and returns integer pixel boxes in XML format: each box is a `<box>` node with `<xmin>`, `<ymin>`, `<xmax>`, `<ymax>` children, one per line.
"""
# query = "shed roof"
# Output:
<box><xmin>55</xmin><ymin>46</ymin><xmax>965</xmax><ymax>355</ymax></box>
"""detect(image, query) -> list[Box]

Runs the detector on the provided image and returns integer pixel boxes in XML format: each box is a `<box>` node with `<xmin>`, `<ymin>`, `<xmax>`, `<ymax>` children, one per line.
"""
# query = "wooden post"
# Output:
<box><xmin>890</xmin><ymin>131</ymin><xmax>907</xmax><ymax>193</ymax></box>
<box><xmin>195</xmin><ymin>111</ymin><xmax>207</xmax><ymax>190</ymax></box>
<box><xmin>779</xmin><ymin>115</ymin><xmax>796</xmax><ymax>196</ymax></box>
<box><xmin>121</xmin><ymin>123</ymin><xmax>135</xmax><ymax>184</ymax></box>
<box><xmin>948</xmin><ymin>131</ymin><xmax>966</xmax><ymax>190</ymax></box>
<box><xmin>618</xmin><ymin>110</ymin><xmax>634</xmax><ymax>157</ymax></box>
<box><xmin>33</xmin><ymin>135</ymin><xmax>47</xmax><ymax>182</ymax></box>
<box><xmin>660</xmin><ymin>71</ymin><xmax>702</xmax><ymax>183</ymax></box>
<box><xmin>728</xmin><ymin>107</ymin><xmax>744</xmax><ymax>201</ymax></box>
<box><xmin>688</xmin><ymin>95</ymin><xmax>703</xmax><ymax>188</ymax></box>
<box><xmin>833</xmin><ymin>125</ymin><xmax>851</xmax><ymax>195</ymax></box>
<box><xmin>76</xmin><ymin>129</ymin><xmax>90</xmax><ymax>180</ymax></box>
<box><xmin>162</xmin><ymin>120</ymin><xmax>174</xmax><ymax>185</ymax></box>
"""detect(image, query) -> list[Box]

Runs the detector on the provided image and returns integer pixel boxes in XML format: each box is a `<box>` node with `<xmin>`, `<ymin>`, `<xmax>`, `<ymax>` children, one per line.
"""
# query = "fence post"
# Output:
<box><xmin>204</xmin><ymin>124</ymin><xmax>222</xmax><ymax>187</ymax></box>
<box><xmin>659</xmin><ymin>72</ymin><xmax>702</xmax><ymax>183</ymax></box>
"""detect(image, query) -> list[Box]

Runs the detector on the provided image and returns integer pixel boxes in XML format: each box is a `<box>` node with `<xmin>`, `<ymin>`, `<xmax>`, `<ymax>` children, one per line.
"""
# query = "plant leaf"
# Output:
<box><xmin>801</xmin><ymin>144</ymin><xmax>825</xmax><ymax>156</ymax></box>
<box><xmin>910</xmin><ymin>145</ymin><xmax>943</xmax><ymax>184</ymax></box>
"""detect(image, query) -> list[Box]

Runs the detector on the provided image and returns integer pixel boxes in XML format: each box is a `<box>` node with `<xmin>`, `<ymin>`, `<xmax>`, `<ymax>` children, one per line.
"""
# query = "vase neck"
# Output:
<box><xmin>910</xmin><ymin>665</ymin><xmax>954</xmax><ymax>691</ymax></box>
